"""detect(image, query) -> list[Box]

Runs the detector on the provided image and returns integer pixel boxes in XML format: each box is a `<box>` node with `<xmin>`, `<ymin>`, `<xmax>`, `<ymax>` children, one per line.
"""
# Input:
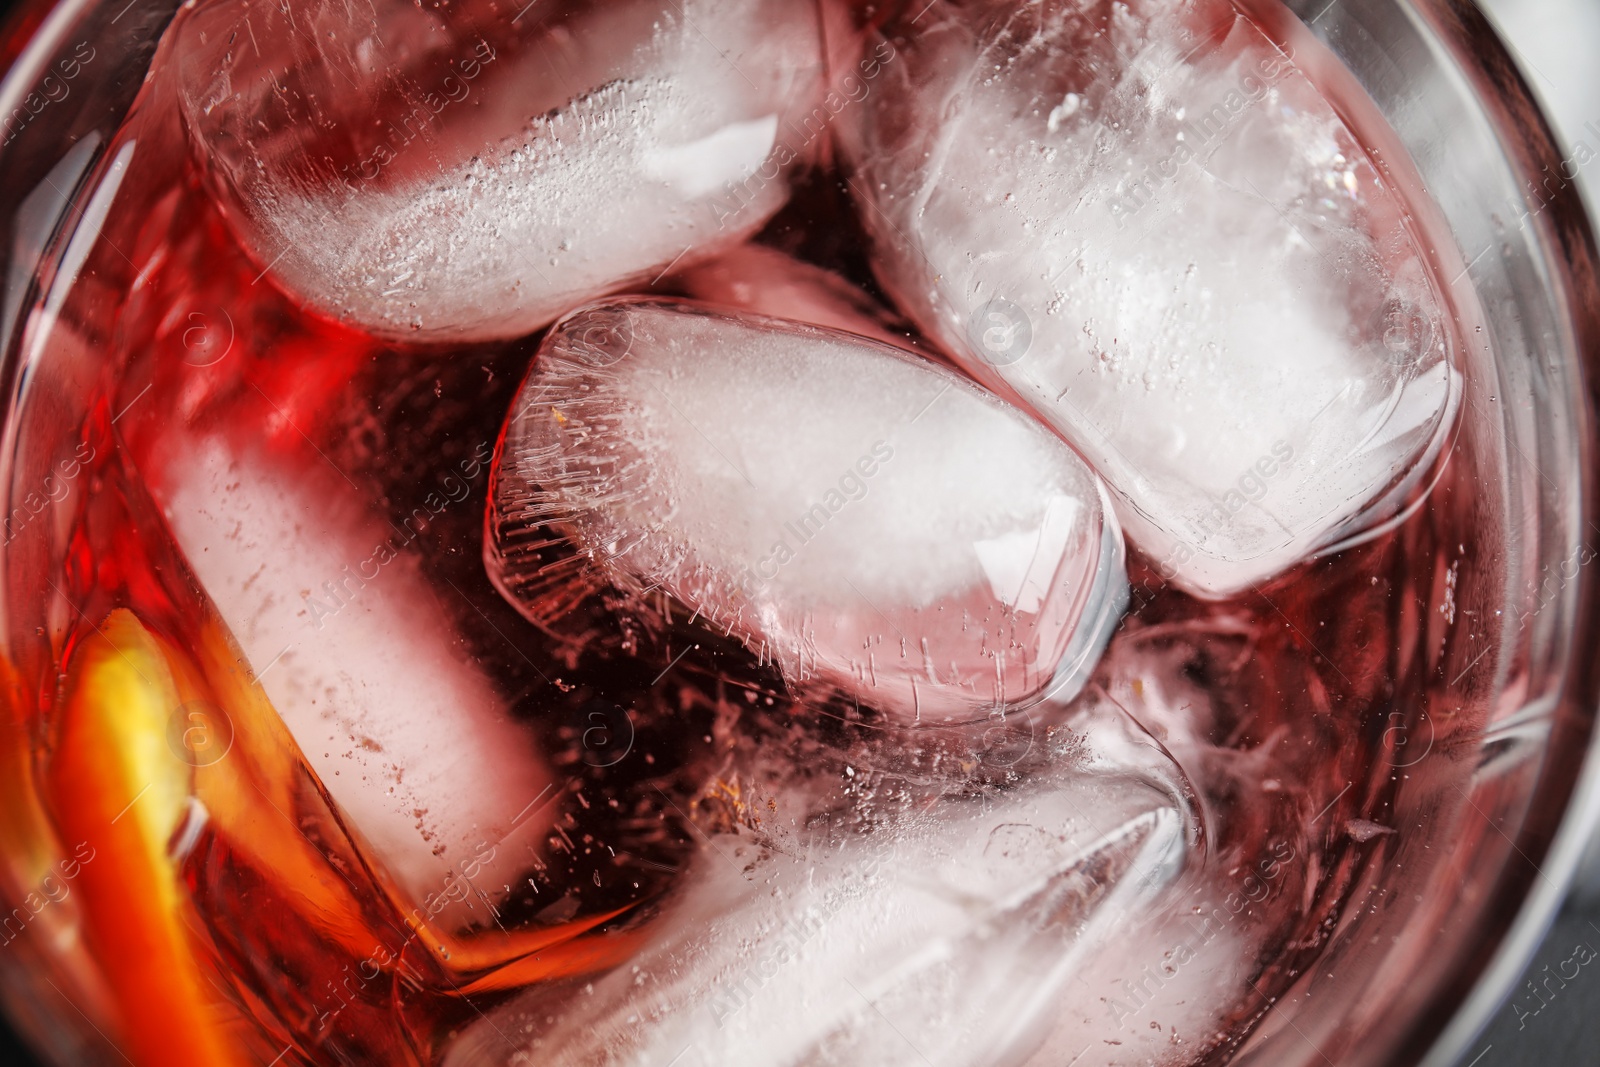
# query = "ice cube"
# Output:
<box><xmin>838</xmin><ymin>0</ymin><xmax>1461</xmax><ymax>597</ymax></box>
<box><xmin>487</xmin><ymin>298</ymin><xmax>1127</xmax><ymax>722</ymax></box>
<box><xmin>170</xmin><ymin>0</ymin><xmax>825</xmax><ymax>341</ymax></box>
<box><xmin>154</xmin><ymin>437</ymin><xmax>552</xmax><ymax>933</ymax></box>
<box><xmin>671</xmin><ymin>243</ymin><xmax>920</xmax><ymax>352</ymax></box>
<box><xmin>443</xmin><ymin>748</ymin><xmax>1189</xmax><ymax>1067</ymax></box>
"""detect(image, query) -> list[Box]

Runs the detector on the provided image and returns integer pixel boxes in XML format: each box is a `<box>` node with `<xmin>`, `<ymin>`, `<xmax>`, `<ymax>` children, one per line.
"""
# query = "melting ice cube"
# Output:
<box><xmin>444</xmin><ymin>746</ymin><xmax>1189</xmax><ymax>1067</ymax></box>
<box><xmin>487</xmin><ymin>298</ymin><xmax>1127</xmax><ymax>722</ymax></box>
<box><xmin>170</xmin><ymin>0</ymin><xmax>824</xmax><ymax>341</ymax></box>
<box><xmin>839</xmin><ymin>0</ymin><xmax>1461</xmax><ymax>597</ymax></box>
<box><xmin>672</xmin><ymin>243</ymin><xmax>920</xmax><ymax>352</ymax></box>
<box><xmin>155</xmin><ymin>438</ymin><xmax>552</xmax><ymax>932</ymax></box>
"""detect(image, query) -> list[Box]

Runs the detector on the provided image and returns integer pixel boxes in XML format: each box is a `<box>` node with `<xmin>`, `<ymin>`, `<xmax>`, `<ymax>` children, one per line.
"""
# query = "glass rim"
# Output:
<box><xmin>1394</xmin><ymin>1</ymin><xmax>1600</xmax><ymax>1063</ymax></box>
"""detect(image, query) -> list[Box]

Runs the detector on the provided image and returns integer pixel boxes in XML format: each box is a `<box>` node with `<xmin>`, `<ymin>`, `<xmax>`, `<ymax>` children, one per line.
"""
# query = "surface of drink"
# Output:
<box><xmin>0</xmin><ymin>0</ymin><xmax>1481</xmax><ymax>1065</ymax></box>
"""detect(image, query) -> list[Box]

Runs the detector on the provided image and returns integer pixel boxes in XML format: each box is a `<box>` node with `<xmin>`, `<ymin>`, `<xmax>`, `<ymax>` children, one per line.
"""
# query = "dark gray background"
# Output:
<box><xmin>1452</xmin><ymin>901</ymin><xmax>1600</xmax><ymax>1067</ymax></box>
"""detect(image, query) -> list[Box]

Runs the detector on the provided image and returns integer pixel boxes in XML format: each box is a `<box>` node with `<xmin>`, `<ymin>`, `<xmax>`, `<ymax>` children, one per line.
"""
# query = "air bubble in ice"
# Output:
<box><xmin>487</xmin><ymin>298</ymin><xmax>1128</xmax><ymax>722</ymax></box>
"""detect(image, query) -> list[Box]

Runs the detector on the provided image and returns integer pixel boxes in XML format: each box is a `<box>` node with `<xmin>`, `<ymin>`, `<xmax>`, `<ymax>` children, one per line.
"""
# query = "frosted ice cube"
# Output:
<box><xmin>170</xmin><ymin>0</ymin><xmax>824</xmax><ymax>341</ymax></box>
<box><xmin>155</xmin><ymin>438</ymin><xmax>552</xmax><ymax>932</ymax></box>
<box><xmin>839</xmin><ymin>0</ymin><xmax>1461</xmax><ymax>597</ymax></box>
<box><xmin>443</xmin><ymin>750</ymin><xmax>1189</xmax><ymax>1067</ymax></box>
<box><xmin>487</xmin><ymin>299</ymin><xmax>1127</xmax><ymax>723</ymax></box>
